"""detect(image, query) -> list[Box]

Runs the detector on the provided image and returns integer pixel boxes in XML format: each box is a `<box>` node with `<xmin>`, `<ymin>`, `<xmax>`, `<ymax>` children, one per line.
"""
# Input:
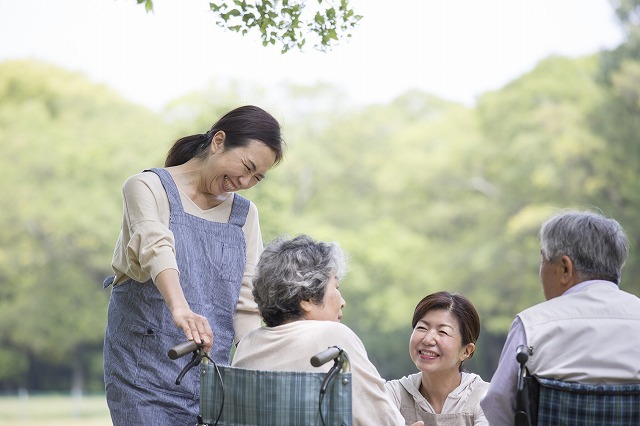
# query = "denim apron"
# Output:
<box><xmin>103</xmin><ymin>168</ymin><xmax>249</xmax><ymax>425</ymax></box>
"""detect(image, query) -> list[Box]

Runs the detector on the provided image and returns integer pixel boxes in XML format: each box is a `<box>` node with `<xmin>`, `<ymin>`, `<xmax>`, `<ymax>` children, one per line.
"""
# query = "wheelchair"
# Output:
<box><xmin>515</xmin><ymin>344</ymin><xmax>640</xmax><ymax>426</ymax></box>
<box><xmin>169</xmin><ymin>341</ymin><xmax>352</xmax><ymax>426</ymax></box>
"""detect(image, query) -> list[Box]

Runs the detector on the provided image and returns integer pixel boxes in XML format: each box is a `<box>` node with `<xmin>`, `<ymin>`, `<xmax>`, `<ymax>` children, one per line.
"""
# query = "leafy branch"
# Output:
<box><xmin>135</xmin><ymin>0</ymin><xmax>362</xmax><ymax>53</ymax></box>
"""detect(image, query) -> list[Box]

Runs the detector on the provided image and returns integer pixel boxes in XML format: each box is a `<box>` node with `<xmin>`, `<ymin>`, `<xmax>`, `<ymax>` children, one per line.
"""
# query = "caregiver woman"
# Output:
<box><xmin>102</xmin><ymin>105</ymin><xmax>285</xmax><ymax>425</ymax></box>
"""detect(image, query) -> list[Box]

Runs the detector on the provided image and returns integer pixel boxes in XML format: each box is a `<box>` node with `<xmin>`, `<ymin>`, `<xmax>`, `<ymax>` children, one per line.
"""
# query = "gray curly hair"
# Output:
<box><xmin>252</xmin><ymin>234</ymin><xmax>348</xmax><ymax>327</ymax></box>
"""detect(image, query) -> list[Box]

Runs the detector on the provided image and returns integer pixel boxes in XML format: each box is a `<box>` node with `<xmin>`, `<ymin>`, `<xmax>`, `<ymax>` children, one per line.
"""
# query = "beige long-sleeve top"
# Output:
<box><xmin>232</xmin><ymin>320</ymin><xmax>410</xmax><ymax>426</ymax></box>
<box><xmin>385</xmin><ymin>372</ymin><xmax>489</xmax><ymax>425</ymax></box>
<box><xmin>108</xmin><ymin>171</ymin><xmax>262</xmax><ymax>342</ymax></box>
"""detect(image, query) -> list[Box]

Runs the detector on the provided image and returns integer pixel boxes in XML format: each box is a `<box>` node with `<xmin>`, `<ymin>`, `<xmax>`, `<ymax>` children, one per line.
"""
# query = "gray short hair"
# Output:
<box><xmin>252</xmin><ymin>234</ymin><xmax>348</xmax><ymax>327</ymax></box>
<box><xmin>540</xmin><ymin>210</ymin><xmax>629</xmax><ymax>284</ymax></box>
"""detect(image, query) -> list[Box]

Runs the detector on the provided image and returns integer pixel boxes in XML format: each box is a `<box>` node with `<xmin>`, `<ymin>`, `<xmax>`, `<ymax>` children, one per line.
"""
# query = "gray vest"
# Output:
<box><xmin>518</xmin><ymin>281</ymin><xmax>640</xmax><ymax>383</ymax></box>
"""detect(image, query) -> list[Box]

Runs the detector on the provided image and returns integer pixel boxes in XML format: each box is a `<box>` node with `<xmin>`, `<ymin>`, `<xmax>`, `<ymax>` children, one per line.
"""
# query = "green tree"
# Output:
<box><xmin>0</xmin><ymin>60</ymin><xmax>172</xmax><ymax>391</ymax></box>
<box><xmin>473</xmin><ymin>54</ymin><xmax>611</xmax><ymax>318</ymax></box>
<box><xmin>136</xmin><ymin>0</ymin><xmax>362</xmax><ymax>53</ymax></box>
<box><xmin>589</xmin><ymin>60</ymin><xmax>640</xmax><ymax>296</ymax></box>
<box><xmin>590</xmin><ymin>1</ymin><xmax>640</xmax><ymax>295</ymax></box>
<box><xmin>4</xmin><ymin>34</ymin><xmax>640</xmax><ymax>388</ymax></box>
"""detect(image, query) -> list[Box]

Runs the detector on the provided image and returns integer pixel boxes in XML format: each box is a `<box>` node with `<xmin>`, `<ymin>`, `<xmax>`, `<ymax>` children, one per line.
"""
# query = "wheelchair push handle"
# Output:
<box><xmin>311</xmin><ymin>346</ymin><xmax>342</xmax><ymax>367</ymax></box>
<box><xmin>515</xmin><ymin>344</ymin><xmax>533</xmax><ymax>426</ymax></box>
<box><xmin>168</xmin><ymin>340</ymin><xmax>208</xmax><ymax>386</ymax></box>
<box><xmin>168</xmin><ymin>340</ymin><xmax>200</xmax><ymax>360</ymax></box>
<box><xmin>516</xmin><ymin>344</ymin><xmax>531</xmax><ymax>365</ymax></box>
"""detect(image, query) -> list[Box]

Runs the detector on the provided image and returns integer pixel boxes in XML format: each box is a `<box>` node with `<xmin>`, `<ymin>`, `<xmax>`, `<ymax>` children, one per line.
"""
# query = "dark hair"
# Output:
<box><xmin>165</xmin><ymin>105</ymin><xmax>285</xmax><ymax>167</ymax></box>
<box><xmin>540</xmin><ymin>210</ymin><xmax>629</xmax><ymax>284</ymax></box>
<box><xmin>252</xmin><ymin>234</ymin><xmax>347</xmax><ymax>327</ymax></box>
<box><xmin>412</xmin><ymin>291</ymin><xmax>480</xmax><ymax>370</ymax></box>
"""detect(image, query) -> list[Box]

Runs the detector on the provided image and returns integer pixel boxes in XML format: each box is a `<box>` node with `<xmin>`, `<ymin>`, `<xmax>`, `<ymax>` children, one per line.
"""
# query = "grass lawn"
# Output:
<box><xmin>0</xmin><ymin>394</ymin><xmax>112</xmax><ymax>426</ymax></box>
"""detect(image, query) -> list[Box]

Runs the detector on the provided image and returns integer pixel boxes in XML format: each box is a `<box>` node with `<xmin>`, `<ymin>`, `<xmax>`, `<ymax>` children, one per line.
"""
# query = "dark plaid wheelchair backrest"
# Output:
<box><xmin>523</xmin><ymin>375</ymin><xmax>640</xmax><ymax>426</ymax></box>
<box><xmin>199</xmin><ymin>361</ymin><xmax>352</xmax><ymax>426</ymax></box>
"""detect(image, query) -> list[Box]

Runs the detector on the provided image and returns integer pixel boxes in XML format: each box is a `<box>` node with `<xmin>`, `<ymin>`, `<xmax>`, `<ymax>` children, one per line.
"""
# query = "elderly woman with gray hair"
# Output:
<box><xmin>232</xmin><ymin>234</ymin><xmax>424</xmax><ymax>426</ymax></box>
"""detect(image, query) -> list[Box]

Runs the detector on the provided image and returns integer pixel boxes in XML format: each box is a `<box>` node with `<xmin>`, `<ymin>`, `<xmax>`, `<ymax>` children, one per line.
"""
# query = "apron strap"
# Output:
<box><xmin>228</xmin><ymin>193</ymin><xmax>250</xmax><ymax>227</ymax></box>
<box><xmin>146</xmin><ymin>168</ymin><xmax>185</xmax><ymax>214</ymax></box>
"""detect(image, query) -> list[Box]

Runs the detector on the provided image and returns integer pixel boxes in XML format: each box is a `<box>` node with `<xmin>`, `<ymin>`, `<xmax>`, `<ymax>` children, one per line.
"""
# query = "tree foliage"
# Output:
<box><xmin>0</xmin><ymin>60</ymin><xmax>172</xmax><ymax>391</ymax></box>
<box><xmin>2</xmin><ymin>0</ymin><xmax>640</xmax><ymax>389</ymax></box>
<box><xmin>136</xmin><ymin>0</ymin><xmax>362</xmax><ymax>53</ymax></box>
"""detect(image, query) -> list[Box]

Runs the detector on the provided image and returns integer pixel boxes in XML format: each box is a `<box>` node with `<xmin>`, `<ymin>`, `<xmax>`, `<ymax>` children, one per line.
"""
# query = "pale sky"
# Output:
<box><xmin>0</xmin><ymin>0</ymin><xmax>625</xmax><ymax>110</ymax></box>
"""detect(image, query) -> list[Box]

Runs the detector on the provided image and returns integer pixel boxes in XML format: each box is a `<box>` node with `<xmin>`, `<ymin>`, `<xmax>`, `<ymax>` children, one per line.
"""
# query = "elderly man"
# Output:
<box><xmin>480</xmin><ymin>210</ymin><xmax>640</xmax><ymax>425</ymax></box>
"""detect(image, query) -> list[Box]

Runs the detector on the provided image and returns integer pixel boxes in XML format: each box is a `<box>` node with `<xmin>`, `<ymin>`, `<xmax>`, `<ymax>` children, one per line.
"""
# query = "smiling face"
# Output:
<box><xmin>203</xmin><ymin>132</ymin><xmax>277</xmax><ymax>196</ymax></box>
<box><xmin>301</xmin><ymin>274</ymin><xmax>346</xmax><ymax>322</ymax></box>
<box><xmin>409</xmin><ymin>309</ymin><xmax>474</xmax><ymax>377</ymax></box>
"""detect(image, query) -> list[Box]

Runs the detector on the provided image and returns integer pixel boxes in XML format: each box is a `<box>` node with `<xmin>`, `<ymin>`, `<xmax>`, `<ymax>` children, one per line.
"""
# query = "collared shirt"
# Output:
<box><xmin>480</xmin><ymin>280</ymin><xmax>618</xmax><ymax>426</ymax></box>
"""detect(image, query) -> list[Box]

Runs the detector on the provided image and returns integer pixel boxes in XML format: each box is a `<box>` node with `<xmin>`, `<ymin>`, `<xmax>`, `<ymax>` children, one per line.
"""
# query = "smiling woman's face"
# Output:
<box><xmin>204</xmin><ymin>135</ymin><xmax>276</xmax><ymax>196</ymax></box>
<box><xmin>409</xmin><ymin>309</ymin><xmax>473</xmax><ymax>376</ymax></box>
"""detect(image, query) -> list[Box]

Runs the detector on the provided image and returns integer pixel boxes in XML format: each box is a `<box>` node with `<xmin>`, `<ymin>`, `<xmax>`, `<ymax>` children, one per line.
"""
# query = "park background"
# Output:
<box><xmin>1</xmin><ymin>0</ymin><xmax>639</xmax><ymax>424</ymax></box>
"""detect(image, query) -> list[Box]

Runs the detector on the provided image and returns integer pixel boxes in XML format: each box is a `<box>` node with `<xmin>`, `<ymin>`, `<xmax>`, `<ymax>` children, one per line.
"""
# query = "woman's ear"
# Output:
<box><xmin>460</xmin><ymin>342</ymin><xmax>475</xmax><ymax>362</ymax></box>
<box><xmin>210</xmin><ymin>131</ymin><xmax>226</xmax><ymax>153</ymax></box>
<box><xmin>300</xmin><ymin>299</ymin><xmax>314</xmax><ymax>314</ymax></box>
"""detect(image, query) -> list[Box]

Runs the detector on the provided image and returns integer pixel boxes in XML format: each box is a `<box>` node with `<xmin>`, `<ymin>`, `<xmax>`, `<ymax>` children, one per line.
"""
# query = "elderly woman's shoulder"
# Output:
<box><xmin>304</xmin><ymin>320</ymin><xmax>355</xmax><ymax>331</ymax></box>
<box><xmin>292</xmin><ymin>320</ymin><xmax>357</xmax><ymax>337</ymax></box>
<box><xmin>303</xmin><ymin>321</ymin><xmax>364</xmax><ymax>344</ymax></box>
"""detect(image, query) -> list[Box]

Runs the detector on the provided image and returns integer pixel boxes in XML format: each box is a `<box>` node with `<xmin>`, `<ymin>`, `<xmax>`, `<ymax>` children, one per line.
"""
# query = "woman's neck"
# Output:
<box><xmin>167</xmin><ymin>163</ymin><xmax>229</xmax><ymax>210</ymax></box>
<box><xmin>419</xmin><ymin>370</ymin><xmax>462</xmax><ymax>414</ymax></box>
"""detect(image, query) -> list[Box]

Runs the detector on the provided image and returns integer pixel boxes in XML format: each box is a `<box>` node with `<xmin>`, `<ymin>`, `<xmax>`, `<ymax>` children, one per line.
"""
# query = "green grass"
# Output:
<box><xmin>0</xmin><ymin>394</ymin><xmax>111</xmax><ymax>426</ymax></box>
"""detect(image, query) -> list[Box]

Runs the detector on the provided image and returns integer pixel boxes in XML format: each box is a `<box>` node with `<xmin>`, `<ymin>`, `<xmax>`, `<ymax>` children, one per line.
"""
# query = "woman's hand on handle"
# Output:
<box><xmin>170</xmin><ymin>305</ymin><xmax>214</xmax><ymax>353</ymax></box>
<box><xmin>154</xmin><ymin>269</ymin><xmax>214</xmax><ymax>353</ymax></box>
<box><xmin>409</xmin><ymin>422</ymin><xmax>424</xmax><ymax>426</ymax></box>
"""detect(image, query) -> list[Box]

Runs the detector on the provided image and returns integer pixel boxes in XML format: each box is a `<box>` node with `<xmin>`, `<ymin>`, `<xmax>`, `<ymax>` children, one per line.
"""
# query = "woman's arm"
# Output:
<box><xmin>155</xmin><ymin>268</ymin><xmax>214</xmax><ymax>353</ymax></box>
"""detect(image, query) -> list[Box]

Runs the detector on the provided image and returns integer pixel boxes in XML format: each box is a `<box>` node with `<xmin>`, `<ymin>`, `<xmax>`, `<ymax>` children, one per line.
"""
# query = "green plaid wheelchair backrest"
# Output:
<box><xmin>199</xmin><ymin>361</ymin><xmax>352</xmax><ymax>426</ymax></box>
<box><xmin>534</xmin><ymin>377</ymin><xmax>640</xmax><ymax>426</ymax></box>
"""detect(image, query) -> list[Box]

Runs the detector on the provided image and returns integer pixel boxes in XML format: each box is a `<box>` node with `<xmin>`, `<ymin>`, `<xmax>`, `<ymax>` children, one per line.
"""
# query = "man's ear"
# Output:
<box><xmin>559</xmin><ymin>255</ymin><xmax>575</xmax><ymax>287</ymax></box>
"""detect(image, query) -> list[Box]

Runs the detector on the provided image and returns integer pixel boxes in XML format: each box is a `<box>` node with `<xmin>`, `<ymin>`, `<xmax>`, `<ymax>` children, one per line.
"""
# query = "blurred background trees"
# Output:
<box><xmin>1</xmin><ymin>0</ymin><xmax>639</xmax><ymax>393</ymax></box>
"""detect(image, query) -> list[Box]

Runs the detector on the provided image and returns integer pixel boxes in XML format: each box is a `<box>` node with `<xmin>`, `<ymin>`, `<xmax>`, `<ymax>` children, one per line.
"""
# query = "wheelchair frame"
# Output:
<box><xmin>169</xmin><ymin>341</ymin><xmax>353</xmax><ymax>426</ymax></box>
<box><xmin>514</xmin><ymin>344</ymin><xmax>640</xmax><ymax>426</ymax></box>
